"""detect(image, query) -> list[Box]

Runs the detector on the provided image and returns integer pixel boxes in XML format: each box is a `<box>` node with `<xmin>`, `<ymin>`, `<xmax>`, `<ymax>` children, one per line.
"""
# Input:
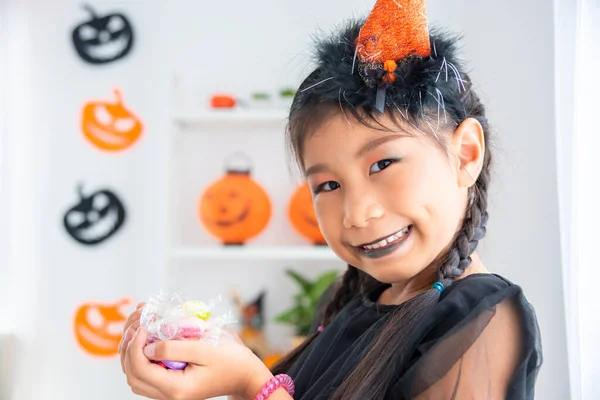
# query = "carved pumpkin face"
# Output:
<box><xmin>81</xmin><ymin>89</ymin><xmax>143</xmax><ymax>152</ymax></box>
<box><xmin>63</xmin><ymin>184</ymin><xmax>126</xmax><ymax>245</ymax></box>
<box><xmin>72</xmin><ymin>5</ymin><xmax>134</xmax><ymax>64</ymax></box>
<box><xmin>288</xmin><ymin>182</ymin><xmax>326</xmax><ymax>245</ymax></box>
<box><xmin>74</xmin><ymin>297</ymin><xmax>131</xmax><ymax>357</ymax></box>
<box><xmin>199</xmin><ymin>171</ymin><xmax>272</xmax><ymax>245</ymax></box>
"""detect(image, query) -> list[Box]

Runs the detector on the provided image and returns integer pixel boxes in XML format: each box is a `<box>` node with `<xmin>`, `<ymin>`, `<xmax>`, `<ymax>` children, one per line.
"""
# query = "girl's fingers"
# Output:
<box><xmin>143</xmin><ymin>338</ymin><xmax>217</xmax><ymax>365</ymax></box>
<box><xmin>126</xmin><ymin>327</ymin><xmax>182</xmax><ymax>397</ymax></box>
<box><xmin>124</xmin><ymin>373</ymin><xmax>165</xmax><ymax>400</ymax></box>
<box><xmin>120</xmin><ymin>306</ymin><xmax>144</xmax><ymax>367</ymax></box>
<box><xmin>123</xmin><ymin>308</ymin><xmax>143</xmax><ymax>332</ymax></box>
<box><xmin>119</xmin><ymin>328</ymin><xmax>131</xmax><ymax>370</ymax></box>
<box><xmin>119</xmin><ymin>323</ymin><xmax>140</xmax><ymax>371</ymax></box>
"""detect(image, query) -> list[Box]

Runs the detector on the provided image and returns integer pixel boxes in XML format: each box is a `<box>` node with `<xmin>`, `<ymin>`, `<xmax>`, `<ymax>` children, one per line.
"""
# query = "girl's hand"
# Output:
<box><xmin>123</xmin><ymin>327</ymin><xmax>276</xmax><ymax>400</ymax></box>
<box><xmin>119</xmin><ymin>302</ymin><xmax>145</xmax><ymax>372</ymax></box>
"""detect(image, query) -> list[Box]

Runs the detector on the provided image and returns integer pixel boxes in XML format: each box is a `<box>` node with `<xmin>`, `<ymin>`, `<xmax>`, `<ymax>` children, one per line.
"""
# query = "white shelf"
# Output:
<box><xmin>172</xmin><ymin>108</ymin><xmax>289</xmax><ymax>126</ymax></box>
<box><xmin>170</xmin><ymin>246</ymin><xmax>340</xmax><ymax>261</ymax></box>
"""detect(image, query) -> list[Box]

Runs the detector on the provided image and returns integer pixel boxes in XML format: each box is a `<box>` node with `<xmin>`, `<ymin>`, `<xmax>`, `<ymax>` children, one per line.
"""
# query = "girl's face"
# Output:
<box><xmin>303</xmin><ymin>113</ymin><xmax>480</xmax><ymax>284</ymax></box>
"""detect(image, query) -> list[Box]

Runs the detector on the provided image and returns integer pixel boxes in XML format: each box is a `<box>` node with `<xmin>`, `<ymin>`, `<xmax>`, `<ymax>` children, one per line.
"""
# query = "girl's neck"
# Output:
<box><xmin>378</xmin><ymin>252</ymin><xmax>489</xmax><ymax>306</ymax></box>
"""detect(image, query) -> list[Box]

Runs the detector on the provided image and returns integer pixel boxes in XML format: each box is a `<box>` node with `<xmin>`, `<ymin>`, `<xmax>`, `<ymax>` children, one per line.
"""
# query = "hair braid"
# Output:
<box><xmin>321</xmin><ymin>265</ymin><xmax>380</xmax><ymax>327</ymax></box>
<box><xmin>438</xmin><ymin>125</ymin><xmax>492</xmax><ymax>287</ymax></box>
<box><xmin>270</xmin><ymin>265</ymin><xmax>379</xmax><ymax>375</ymax></box>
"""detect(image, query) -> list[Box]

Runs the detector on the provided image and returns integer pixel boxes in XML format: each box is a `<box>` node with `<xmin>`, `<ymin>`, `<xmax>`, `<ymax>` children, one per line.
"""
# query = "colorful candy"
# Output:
<box><xmin>141</xmin><ymin>291</ymin><xmax>235</xmax><ymax>372</ymax></box>
<box><xmin>183</xmin><ymin>300</ymin><xmax>212</xmax><ymax>321</ymax></box>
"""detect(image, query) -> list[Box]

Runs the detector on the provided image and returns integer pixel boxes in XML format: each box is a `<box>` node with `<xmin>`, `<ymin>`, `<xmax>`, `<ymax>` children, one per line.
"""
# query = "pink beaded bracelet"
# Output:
<box><xmin>252</xmin><ymin>374</ymin><xmax>295</xmax><ymax>400</ymax></box>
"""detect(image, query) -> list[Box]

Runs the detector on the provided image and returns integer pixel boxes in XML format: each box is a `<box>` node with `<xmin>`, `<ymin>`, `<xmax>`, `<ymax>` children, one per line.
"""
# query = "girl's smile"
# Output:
<box><xmin>351</xmin><ymin>225</ymin><xmax>413</xmax><ymax>259</ymax></box>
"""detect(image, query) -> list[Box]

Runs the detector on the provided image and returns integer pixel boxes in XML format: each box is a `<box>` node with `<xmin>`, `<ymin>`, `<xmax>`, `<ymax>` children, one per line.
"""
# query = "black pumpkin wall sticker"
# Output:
<box><xmin>63</xmin><ymin>184</ymin><xmax>126</xmax><ymax>246</ymax></box>
<box><xmin>71</xmin><ymin>4</ymin><xmax>134</xmax><ymax>65</ymax></box>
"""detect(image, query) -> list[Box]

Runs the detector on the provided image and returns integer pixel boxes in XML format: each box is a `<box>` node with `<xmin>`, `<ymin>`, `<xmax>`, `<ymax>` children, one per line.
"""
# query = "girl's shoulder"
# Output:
<box><xmin>440</xmin><ymin>272</ymin><xmax>520</xmax><ymax>306</ymax></box>
<box><xmin>392</xmin><ymin>273</ymin><xmax>543</xmax><ymax>399</ymax></box>
<box><xmin>431</xmin><ymin>272</ymin><xmax>540</xmax><ymax>336</ymax></box>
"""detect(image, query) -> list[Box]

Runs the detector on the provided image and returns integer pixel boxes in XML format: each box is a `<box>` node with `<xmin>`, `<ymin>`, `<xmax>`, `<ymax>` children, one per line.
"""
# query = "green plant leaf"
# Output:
<box><xmin>274</xmin><ymin>269</ymin><xmax>341</xmax><ymax>336</ymax></box>
<box><xmin>274</xmin><ymin>306</ymin><xmax>303</xmax><ymax>324</ymax></box>
<box><xmin>285</xmin><ymin>269</ymin><xmax>313</xmax><ymax>293</ymax></box>
<box><xmin>308</xmin><ymin>271</ymin><xmax>339</xmax><ymax>302</ymax></box>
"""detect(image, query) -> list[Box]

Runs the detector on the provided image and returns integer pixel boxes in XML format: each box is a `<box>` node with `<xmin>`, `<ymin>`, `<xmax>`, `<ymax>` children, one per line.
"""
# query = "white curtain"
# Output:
<box><xmin>573</xmin><ymin>0</ymin><xmax>600</xmax><ymax>398</ymax></box>
<box><xmin>555</xmin><ymin>0</ymin><xmax>600</xmax><ymax>398</ymax></box>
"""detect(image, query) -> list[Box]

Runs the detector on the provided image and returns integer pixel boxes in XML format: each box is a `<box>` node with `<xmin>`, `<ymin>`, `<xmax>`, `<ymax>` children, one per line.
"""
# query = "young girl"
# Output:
<box><xmin>120</xmin><ymin>0</ymin><xmax>542</xmax><ymax>398</ymax></box>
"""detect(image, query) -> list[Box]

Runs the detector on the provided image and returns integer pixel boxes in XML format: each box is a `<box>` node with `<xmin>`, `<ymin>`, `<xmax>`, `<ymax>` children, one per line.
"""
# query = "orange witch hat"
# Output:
<box><xmin>356</xmin><ymin>0</ymin><xmax>431</xmax><ymax>80</ymax></box>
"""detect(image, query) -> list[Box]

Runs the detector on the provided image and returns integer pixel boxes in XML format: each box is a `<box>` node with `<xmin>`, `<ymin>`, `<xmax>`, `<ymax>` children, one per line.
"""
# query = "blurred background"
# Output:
<box><xmin>0</xmin><ymin>0</ymin><xmax>597</xmax><ymax>399</ymax></box>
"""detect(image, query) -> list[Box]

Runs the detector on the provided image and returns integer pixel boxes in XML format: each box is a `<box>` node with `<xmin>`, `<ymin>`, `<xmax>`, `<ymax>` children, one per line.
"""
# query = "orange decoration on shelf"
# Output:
<box><xmin>263</xmin><ymin>353</ymin><xmax>284</xmax><ymax>368</ymax></box>
<box><xmin>288</xmin><ymin>182</ymin><xmax>326</xmax><ymax>245</ymax></box>
<box><xmin>199</xmin><ymin>155</ymin><xmax>272</xmax><ymax>245</ymax></box>
<box><xmin>81</xmin><ymin>88</ymin><xmax>144</xmax><ymax>152</ymax></box>
<box><xmin>210</xmin><ymin>94</ymin><xmax>237</xmax><ymax>109</ymax></box>
<box><xmin>73</xmin><ymin>297</ymin><xmax>131</xmax><ymax>357</ymax></box>
<box><xmin>356</xmin><ymin>0</ymin><xmax>431</xmax><ymax>65</ymax></box>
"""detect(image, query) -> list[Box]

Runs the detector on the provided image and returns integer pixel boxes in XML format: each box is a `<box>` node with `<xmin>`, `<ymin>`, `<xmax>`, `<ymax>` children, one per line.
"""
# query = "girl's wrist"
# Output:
<box><xmin>243</xmin><ymin>365</ymin><xmax>275</xmax><ymax>400</ymax></box>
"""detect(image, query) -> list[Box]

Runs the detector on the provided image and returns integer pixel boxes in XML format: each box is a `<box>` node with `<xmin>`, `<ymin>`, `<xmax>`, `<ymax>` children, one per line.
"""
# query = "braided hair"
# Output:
<box><xmin>271</xmin><ymin>21</ymin><xmax>493</xmax><ymax>400</ymax></box>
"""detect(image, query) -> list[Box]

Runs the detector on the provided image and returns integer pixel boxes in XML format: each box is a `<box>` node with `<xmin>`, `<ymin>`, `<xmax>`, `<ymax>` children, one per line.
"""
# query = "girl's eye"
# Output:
<box><xmin>369</xmin><ymin>159</ymin><xmax>395</xmax><ymax>174</ymax></box>
<box><xmin>314</xmin><ymin>181</ymin><xmax>340</xmax><ymax>194</ymax></box>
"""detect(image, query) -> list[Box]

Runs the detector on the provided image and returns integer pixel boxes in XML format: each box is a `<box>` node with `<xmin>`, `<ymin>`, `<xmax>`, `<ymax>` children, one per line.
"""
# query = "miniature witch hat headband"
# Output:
<box><xmin>355</xmin><ymin>0</ymin><xmax>431</xmax><ymax>112</ymax></box>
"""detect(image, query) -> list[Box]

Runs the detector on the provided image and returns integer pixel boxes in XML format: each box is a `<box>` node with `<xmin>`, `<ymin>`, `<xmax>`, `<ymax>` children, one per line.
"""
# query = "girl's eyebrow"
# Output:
<box><xmin>355</xmin><ymin>134</ymin><xmax>406</xmax><ymax>158</ymax></box>
<box><xmin>305</xmin><ymin>134</ymin><xmax>406</xmax><ymax>177</ymax></box>
<box><xmin>305</xmin><ymin>163</ymin><xmax>328</xmax><ymax>177</ymax></box>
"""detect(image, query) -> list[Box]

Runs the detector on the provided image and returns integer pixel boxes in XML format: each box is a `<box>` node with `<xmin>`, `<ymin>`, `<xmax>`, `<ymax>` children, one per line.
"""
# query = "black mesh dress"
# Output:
<box><xmin>286</xmin><ymin>273</ymin><xmax>543</xmax><ymax>399</ymax></box>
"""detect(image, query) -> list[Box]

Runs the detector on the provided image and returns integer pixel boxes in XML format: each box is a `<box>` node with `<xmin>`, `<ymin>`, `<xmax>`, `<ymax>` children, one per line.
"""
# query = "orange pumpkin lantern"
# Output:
<box><xmin>81</xmin><ymin>88</ymin><xmax>143</xmax><ymax>152</ymax></box>
<box><xmin>199</xmin><ymin>154</ymin><xmax>272</xmax><ymax>245</ymax></box>
<box><xmin>73</xmin><ymin>297</ymin><xmax>131</xmax><ymax>357</ymax></box>
<box><xmin>288</xmin><ymin>182</ymin><xmax>326</xmax><ymax>245</ymax></box>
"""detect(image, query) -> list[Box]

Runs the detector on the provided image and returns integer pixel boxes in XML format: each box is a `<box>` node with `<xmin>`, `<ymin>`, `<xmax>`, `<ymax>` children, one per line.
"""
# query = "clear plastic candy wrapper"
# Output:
<box><xmin>140</xmin><ymin>290</ymin><xmax>236</xmax><ymax>370</ymax></box>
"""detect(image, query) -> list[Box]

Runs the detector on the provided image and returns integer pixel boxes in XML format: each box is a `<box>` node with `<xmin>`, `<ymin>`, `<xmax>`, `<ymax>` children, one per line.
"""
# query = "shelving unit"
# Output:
<box><xmin>170</xmin><ymin>246</ymin><xmax>338</xmax><ymax>261</ymax></box>
<box><xmin>171</xmin><ymin>108</ymin><xmax>290</xmax><ymax>129</ymax></box>
<box><xmin>164</xmin><ymin>104</ymin><xmax>343</xmax><ymax>266</ymax></box>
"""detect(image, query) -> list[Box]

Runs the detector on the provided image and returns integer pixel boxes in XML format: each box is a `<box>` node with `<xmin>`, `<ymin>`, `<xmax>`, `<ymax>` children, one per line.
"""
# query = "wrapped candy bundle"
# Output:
<box><xmin>140</xmin><ymin>290</ymin><xmax>235</xmax><ymax>370</ymax></box>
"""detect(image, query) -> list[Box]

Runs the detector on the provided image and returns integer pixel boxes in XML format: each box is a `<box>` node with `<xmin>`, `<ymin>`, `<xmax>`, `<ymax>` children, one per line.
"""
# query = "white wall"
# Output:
<box><xmin>436</xmin><ymin>1</ymin><xmax>570</xmax><ymax>399</ymax></box>
<box><xmin>2</xmin><ymin>0</ymin><xmax>569</xmax><ymax>399</ymax></box>
<box><xmin>573</xmin><ymin>1</ymin><xmax>600</xmax><ymax>398</ymax></box>
<box><xmin>3</xmin><ymin>1</ymin><xmax>170</xmax><ymax>399</ymax></box>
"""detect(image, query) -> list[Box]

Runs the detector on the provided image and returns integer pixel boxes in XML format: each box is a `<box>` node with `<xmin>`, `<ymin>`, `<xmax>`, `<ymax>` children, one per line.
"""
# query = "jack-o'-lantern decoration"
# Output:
<box><xmin>71</xmin><ymin>4</ymin><xmax>134</xmax><ymax>65</ymax></box>
<box><xmin>288</xmin><ymin>182</ymin><xmax>326</xmax><ymax>245</ymax></box>
<box><xmin>199</xmin><ymin>153</ymin><xmax>272</xmax><ymax>245</ymax></box>
<box><xmin>74</xmin><ymin>297</ymin><xmax>131</xmax><ymax>357</ymax></box>
<box><xmin>81</xmin><ymin>88</ymin><xmax>143</xmax><ymax>152</ymax></box>
<box><xmin>63</xmin><ymin>183</ymin><xmax>126</xmax><ymax>246</ymax></box>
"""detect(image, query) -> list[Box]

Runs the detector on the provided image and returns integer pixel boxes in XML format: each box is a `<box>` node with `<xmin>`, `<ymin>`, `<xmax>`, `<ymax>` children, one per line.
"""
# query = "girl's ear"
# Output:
<box><xmin>451</xmin><ymin>117</ymin><xmax>485</xmax><ymax>188</ymax></box>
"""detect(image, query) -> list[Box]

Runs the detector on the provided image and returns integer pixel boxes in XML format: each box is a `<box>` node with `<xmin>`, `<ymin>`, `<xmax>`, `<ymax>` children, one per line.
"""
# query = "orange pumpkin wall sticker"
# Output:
<box><xmin>288</xmin><ymin>182</ymin><xmax>327</xmax><ymax>245</ymax></box>
<box><xmin>81</xmin><ymin>88</ymin><xmax>143</xmax><ymax>152</ymax></box>
<box><xmin>73</xmin><ymin>297</ymin><xmax>131</xmax><ymax>357</ymax></box>
<box><xmin>199</xmin><ymin>153</ymin><xmax>272</xmax><ymax>245</ymax></box>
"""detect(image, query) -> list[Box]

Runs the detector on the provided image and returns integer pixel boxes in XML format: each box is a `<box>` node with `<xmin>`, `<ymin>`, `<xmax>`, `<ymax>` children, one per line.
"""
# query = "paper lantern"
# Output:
<box><xmin>288</xmin><ymin>182</ymin><xmax>326</xmax><ymax>245</ymax></box>
<box><xmin>198</xmin><ymin>154</ymin><xmax>272</xmax><ymax>245</ymax></box>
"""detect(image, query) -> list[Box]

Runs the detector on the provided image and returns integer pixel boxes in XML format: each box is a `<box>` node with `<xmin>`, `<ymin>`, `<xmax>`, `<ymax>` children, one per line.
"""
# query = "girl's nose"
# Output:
<box><xmin>343</xmin><ymin>196</ymin><xmax>385</xmax><ymax>228</ymax></box>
